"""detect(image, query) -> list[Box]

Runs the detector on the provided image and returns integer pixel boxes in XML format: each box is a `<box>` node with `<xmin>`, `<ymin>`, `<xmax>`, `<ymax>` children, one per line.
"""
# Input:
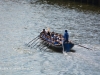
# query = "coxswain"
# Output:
<box><xmin>63</xmin><ymin>30</ymin><xmax>69</xmax><ymax>43</ymax></box>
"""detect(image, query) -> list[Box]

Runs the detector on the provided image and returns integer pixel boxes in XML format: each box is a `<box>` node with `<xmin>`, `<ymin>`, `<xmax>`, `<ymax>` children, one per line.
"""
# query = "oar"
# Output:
<box><xmin>76</xmin><ymin>44</ymin><xmax>93</xmax><ymax>50</ymax></box>
<box><xmin>28</xmin><ymin>37</ymin><xmax>40</xmax><ymax>47</ymax></box>
<box><xmin>30</xmin><ymin>39</ymin><xmax>40</xmax><ymax>48</ymax></box>
<box><xmin>40</xmin><ymin>45</ymin><xmax>45</xmax><ymax>50</ymax></box>
<box><xmin>73</xmin><ymin>41</ymin><xmax>93</xmax><ymax>50</ymax></box>
<box><xmin>27</xmin><ymin>35</ymin><xmax>39</xmax><ymax>46</ymax></box>
<box><xmin>40</xmin><ymin>42</ymin><xmax>48</xmax><ymax>50</ymax></box>
<box><xmin>38</xmin><ymin>39</ymin><xmax>49</xmax><ymax>51</ymax></box>
<box><xmin>38</xmin><ymin>40</ymin><xmax>47</xmax><ymax>50</ymax></box>
<box><xmin>31</xmin><ymin>38</ymin><xmax>45</xmax><ymax>48</ymax></box>
<box><xmin>43</xmin><ymin>43</ymin><xmax>50</xmax><ymax>51</ymax></box>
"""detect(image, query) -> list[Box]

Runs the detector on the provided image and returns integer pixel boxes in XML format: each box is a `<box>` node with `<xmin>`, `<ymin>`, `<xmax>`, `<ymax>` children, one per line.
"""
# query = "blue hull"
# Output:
<box><xmin>63</xmin><ymin>42</ymin><xmax>74</xmax><ymax>52</ymax></box>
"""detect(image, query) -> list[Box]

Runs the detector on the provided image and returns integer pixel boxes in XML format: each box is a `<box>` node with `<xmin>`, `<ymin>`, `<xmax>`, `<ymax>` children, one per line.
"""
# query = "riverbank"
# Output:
<box><xmin>41</xmin><ymin>0</ymin><xmax>100</xmax><ymax>6</ymax></box>
<box><xmin>39</xmin><ymin>0</ymin><xmax>100</xmax><ymax>13</ymax></box>
<box><xmin>68</xmin><ymin>0</ymin><xmax>100</xmax><ymax>6</ymax></box>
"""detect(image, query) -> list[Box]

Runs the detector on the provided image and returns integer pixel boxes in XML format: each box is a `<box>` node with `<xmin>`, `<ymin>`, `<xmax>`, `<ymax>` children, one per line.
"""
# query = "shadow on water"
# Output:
<box><xmin>33</xmin><ymin>0</ymin><xmax>100</xmax><ymax>13</ymax></box>
<box><xmin>43</xmin><ymin>48</ymin><xmax>76</xmax><ymax>53</ymax></box>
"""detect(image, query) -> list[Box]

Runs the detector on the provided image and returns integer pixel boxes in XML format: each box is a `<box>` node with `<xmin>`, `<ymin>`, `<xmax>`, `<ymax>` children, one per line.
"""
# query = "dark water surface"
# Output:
<box><xmin>30</xmin><ymin>0</ymin><xmax>100</xmax><ymax>44</ymax></box>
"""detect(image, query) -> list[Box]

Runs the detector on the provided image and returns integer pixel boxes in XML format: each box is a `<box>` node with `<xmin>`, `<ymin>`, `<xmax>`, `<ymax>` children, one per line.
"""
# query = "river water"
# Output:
<box><xmin>0</xmin><ymin>0</ymin><xmax>100</xmax><ymax>75</ymax></box>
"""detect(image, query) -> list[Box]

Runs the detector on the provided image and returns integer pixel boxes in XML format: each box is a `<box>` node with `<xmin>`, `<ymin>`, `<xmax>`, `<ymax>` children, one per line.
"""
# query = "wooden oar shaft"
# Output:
<box><xmin>27</xmin><ymin>35</ymin><xmax>39</xmax><ymax>45</ymax></box>
<box><xmin>77</xmin><ymin>44</ymin><xmax>93</xmax><ymax>50</ymax></box>
<box><xmin>28</xmin><ymin>37</ymin><xmax>39</xmax><ymax>47</ymax></box>
<box><xmin>73</xmin><ymin>41</ymin><xmax>92</xmax><ymax>50</ymax></box>
<box><xmin>31</xmin><ymin>39</ymin><xmax>40</xmax><ymax>48</ymax></box>
<box><xmin>39</xmin><ymin>40</ymin><xmax>50</xmax><ymax>51</ymax></box>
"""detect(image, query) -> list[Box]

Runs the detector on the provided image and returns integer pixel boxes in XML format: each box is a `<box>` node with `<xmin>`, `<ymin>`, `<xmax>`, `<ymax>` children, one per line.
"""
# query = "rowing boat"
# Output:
<box><xmin>39</xmin><ymin>32</ymin><xmax>75</xmax><ymax>53</ymax></box>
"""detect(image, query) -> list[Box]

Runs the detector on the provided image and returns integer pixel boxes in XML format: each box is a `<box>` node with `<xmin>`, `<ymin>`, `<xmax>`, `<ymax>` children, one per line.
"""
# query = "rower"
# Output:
<box><xmin>40</xmin><ymin>29</ymin><xmax>46</xmax><ymax>38</ymax></box>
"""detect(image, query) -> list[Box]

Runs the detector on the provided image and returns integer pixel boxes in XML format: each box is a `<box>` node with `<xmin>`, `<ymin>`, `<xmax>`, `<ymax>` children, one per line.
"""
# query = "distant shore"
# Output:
<box><xmin>68</xmin><ymin>0</ymin><xmax>100</xmax><ymax>6</ymax></box>
<box><xmin>44</xmin><ymin>0</ymin><xmax>100</xmax><ymax>6</ymax></box>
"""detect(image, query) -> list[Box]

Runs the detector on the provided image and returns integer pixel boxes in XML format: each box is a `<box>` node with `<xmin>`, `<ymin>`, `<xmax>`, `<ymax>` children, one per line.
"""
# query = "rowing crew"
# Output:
<box><xmin>40</xmin><ymin>29</ymin><xmax>70</xmax><ymax>45</ymax></box>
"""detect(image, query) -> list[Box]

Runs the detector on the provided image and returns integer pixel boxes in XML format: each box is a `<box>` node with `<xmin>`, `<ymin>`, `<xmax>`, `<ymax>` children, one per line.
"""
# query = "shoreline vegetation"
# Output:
<box><xmin>34</xmin><ymin>0</ymin><xmax>100</xmax><ymax>13</ymax></box>
<box><xmin>39</xmin><ymin>0</ymin><xmax>100</xmax><ymax>6</ymax></box>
